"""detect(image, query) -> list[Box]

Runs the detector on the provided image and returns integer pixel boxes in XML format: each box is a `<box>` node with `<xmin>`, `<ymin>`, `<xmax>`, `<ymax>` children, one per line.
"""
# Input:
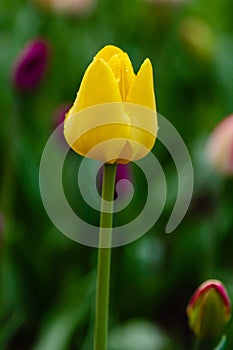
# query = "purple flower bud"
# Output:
<box><xmin>206</xmin><ymin>114</ymin><xmax>233</xmax><ymax>176</ymax></box>
<box><xmin>97</xmin><ymin>164</ymin><xmax>132</xmax><ymax>199</ymax></box>
<box><xmin>53</xmin><ymin>104</ymin><xmax>71</xmax><ymax>127</ymax></box>
<box><xmin>12</xmin><ymin>39</ymin><xmax>49</xmax><ymax>91</ymax></box>
<box><xmin>186</xmin><ymin>280</ymin><xmax>231</xmax><ymax>340</ymax></box>
<box><xmin>53</xmin><ymin>104</ymin><xmax>71</xmax><ymax>146</ymax></box>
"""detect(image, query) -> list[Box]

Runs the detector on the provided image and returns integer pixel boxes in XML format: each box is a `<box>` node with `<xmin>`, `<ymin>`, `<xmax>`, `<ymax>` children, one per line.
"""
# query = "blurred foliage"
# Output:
<box><xmin>0</xmin><ymin>0</ymin><xmax>233</xmax><ymax>349</ymax></box>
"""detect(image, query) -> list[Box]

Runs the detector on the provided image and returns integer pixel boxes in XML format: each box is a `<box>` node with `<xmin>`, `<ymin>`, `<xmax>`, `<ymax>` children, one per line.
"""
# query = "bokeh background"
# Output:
<box><xmin>0</xmin><ymin>0</ymin><xmax>233</xmax><ymax>349</ymax></box>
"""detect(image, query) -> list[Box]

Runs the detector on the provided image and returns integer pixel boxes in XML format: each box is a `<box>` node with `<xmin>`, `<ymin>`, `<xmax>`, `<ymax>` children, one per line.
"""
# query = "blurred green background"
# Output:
<box><xmin>0</xmin><ymin>0</ymin><xmax>233</xmax><ymax>349</ymax></box>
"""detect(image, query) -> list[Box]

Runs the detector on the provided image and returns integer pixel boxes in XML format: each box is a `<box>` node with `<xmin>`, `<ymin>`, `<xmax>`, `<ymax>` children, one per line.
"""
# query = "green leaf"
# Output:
<box><xmin>32</xmin><ymin>272</ymin><xmax>95</xmax><ymax>350</ymax></box>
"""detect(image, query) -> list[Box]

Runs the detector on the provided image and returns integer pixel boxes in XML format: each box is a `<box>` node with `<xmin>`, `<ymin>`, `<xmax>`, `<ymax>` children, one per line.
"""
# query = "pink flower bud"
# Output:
<box><xmin>34</xmin><ymin>0</ymin><xmax>96</xmax><ymax>16</ymax></box>
<box><xmin>186</xmin><ymin>280</ymin><xmax>231</xmax><ymax>340</ymax></box>
<box><xmin>206</xmin><ymin>114</ymin><xmax>233</xmax><ymax>176</ymax></box>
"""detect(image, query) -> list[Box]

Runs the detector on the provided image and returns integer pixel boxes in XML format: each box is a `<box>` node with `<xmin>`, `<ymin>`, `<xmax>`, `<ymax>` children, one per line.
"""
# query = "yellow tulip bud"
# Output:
<box><xmin>64</xmin><ymin>45</ymin><xmax>157</xmax><ymax>164</ymax></box>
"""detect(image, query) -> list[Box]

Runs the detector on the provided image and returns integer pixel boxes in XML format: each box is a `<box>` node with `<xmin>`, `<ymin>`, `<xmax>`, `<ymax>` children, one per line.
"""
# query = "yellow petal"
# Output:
<box><xmin>119</xmin><ymin>52</ymin><xmax>135</xmax><ymax>101</ymax></box>
<box><xmin>127</xmin><ymin>127</ymin><xmax>156</xmax><ymax>161</ymax></box>
<box><xmin>68</xmin><ymin>58</ymin><xmax>122</xmax><ymax>114</ymax></box>
<box><xmin>95</xmin><ymin>45</ymin><xmax>136</xmax><ymax>101</ymax></box>
<box><xmin>126</xmin><ymin>58</ymin><xmax>156</xmax><ymax>110</ymax></box>
<box><xmin>107</xmin><ymin>53</ymin><xmax>135</xmax><ymax>100</ymax></box>
<box><xmin>94</xmin><ymin>45</ymin><xmax>124</xmax><ymax>62</ymax></box>
<box><xmin>124</xmin><ymin>58</ymin><xmax>157</xmax><ymax>160</ymax></box>
<box><xmin>123</xmin><ymin>104</ymin><xmax>157</xmax><ymax>161</ymax></box>
<box><xmin>64</xmin><ymin>103</ymin><xmax>131</xmax><ymax>163</ymax></box>
<box><xmin>107</xmin><ymin>54</ymin><xmax>121</xmax><ymax>82</ymax></box>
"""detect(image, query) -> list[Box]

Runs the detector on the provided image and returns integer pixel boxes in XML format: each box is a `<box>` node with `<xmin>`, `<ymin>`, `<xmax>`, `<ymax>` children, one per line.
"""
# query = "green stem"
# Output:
<box><xmin>94</xmin><ymin>163</ymin><xmax>117</xmax><ymax>350</ymax></box>
<box><xmin>194</xmin><ymin>339</ymin><xmax>202</xmax><ymax>350</ymax></box>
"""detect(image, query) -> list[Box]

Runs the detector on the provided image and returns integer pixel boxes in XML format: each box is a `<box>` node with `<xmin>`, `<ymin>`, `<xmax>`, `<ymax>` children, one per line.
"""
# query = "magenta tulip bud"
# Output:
<box><xmin>53</xmin><ymin>104</ymin><xmax>71</xmax><ymax>127</ymax></box>
<box><xmin>206</xmin><ymin>114</ymin><xmax>233</xmax><ymax>176</ymax></box>
<box><xmin>12</xmin><ymin>39</ymin><xmax>49</xmax><ymax>91</ymax></box>
<box><xmin>53</xmin><ymin>104</ymin><xmax>71</xmax><ymax>146</ymax></box>
<box><xmin>186</xmin><ymin>280</ymin><xmax>231</xmax><ymax>340</ymax></box>
<box><xmin>115</xmin><ymin>164</ymin><xmax>132</xmax><ymax>196</ymax></box>
<box><xmin>98</xmin><ymin>164</ymin><xmax>132</xmax><ymax>199</ymax></box>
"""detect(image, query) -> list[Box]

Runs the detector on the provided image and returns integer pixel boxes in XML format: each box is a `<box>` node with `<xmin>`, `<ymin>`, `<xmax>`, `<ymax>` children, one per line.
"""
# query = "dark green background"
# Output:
<box><xmin>0</xmin><ymin>0</ymin><xmax>233</xmax><ymax>349</ymax></box>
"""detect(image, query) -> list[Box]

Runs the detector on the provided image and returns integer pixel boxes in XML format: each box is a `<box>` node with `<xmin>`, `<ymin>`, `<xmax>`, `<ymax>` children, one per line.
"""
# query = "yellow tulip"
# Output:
<box><xmin>64</xmin><ymin>45</ymin><xmax>157</xmax><ymax>164</ymax></box>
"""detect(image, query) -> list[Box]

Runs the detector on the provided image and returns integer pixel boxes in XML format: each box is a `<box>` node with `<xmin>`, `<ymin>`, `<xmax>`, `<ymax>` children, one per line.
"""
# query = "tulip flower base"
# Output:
<box><xmin>94</xmin><ymin>163</ymin><xmax>117</xmax><ymax>350</ymax></box>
